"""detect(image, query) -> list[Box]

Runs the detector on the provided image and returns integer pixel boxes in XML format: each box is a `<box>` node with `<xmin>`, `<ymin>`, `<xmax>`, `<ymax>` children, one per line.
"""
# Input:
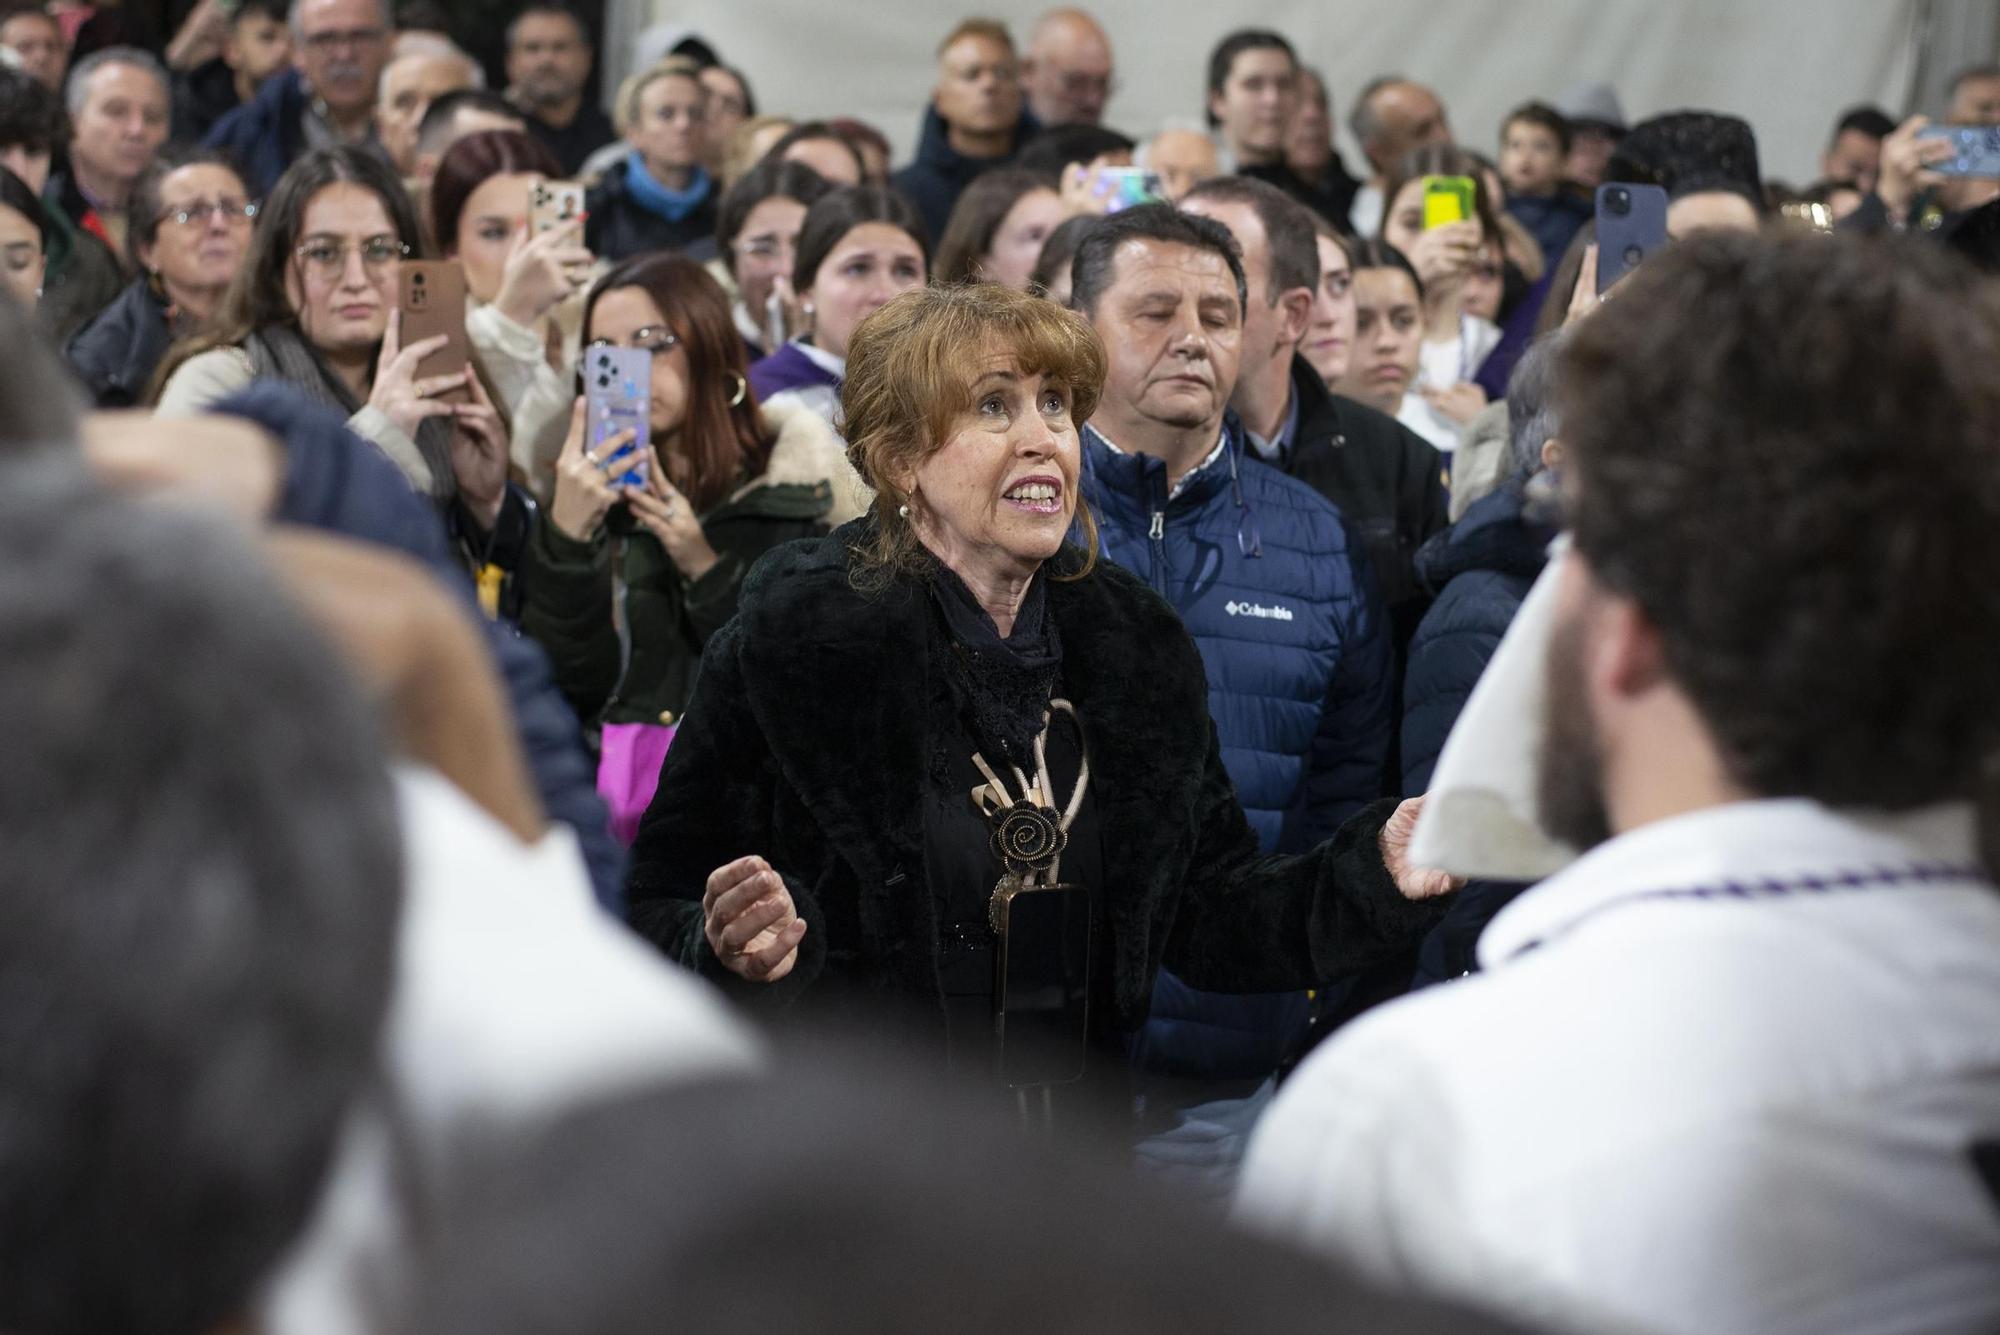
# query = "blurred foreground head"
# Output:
<box><xmin>1544</xmin><ymin>231</ymin><xmax>2000</xmax><ymax>852</ymax></box>
<box><xmin>400</xmin><ymin>1045</ymin><xmax>1534</xmax><ymax>1335</ymax></box>
<box><xmin>0</xmin><ymin>485</ymin><xmax>402</xmax><ymax>1335</ymax></box>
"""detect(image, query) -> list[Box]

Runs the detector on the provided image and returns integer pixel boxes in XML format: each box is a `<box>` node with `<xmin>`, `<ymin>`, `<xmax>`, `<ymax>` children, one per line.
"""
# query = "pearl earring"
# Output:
<box><xmin>897</xmin><ymin>503</ymin><xmax>910</xmax><ymax>519</ymax></box>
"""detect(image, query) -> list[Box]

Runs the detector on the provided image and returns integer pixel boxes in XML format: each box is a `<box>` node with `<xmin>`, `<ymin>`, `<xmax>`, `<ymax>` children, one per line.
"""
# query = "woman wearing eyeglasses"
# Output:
<box><xmin>154</xmin><ymin>146</ymin><xmax>508</xmax><ymax>515</ymax></box>
<box><xmin>712</xmin><ymin>158</ymin><xmax>832</xmax><ymax>362</ymax></box>
<box><xmin>66</xmin><ymin>149</ymin><xmax>253</xmax><ymax>407</ymax></box>
<box><xmin>517</xmin><ymin>252</ymin><xmax>866</xmax><ymax>840</ymax></box>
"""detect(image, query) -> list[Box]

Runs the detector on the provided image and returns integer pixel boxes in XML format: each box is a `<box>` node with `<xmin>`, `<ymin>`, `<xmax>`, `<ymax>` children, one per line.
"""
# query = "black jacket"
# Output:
<box><xmin>1262</xmin><ymin>356</ymin><xmax>1448</xmax><ymax>640</ymax></box>
<box><xmin>524</xmin><ymin>103</ymin><xmax>619</xmax><ymax>177</ymax></box>
<box><xmin>625</xmin><ymin>523</ymin><xmax>1443</xmax><ymax>1042</ymax></box>
<box><xmin>1400</xmin><ymin>474</ymin><xmax>1552</xmax><ymax>796</ymax></box>
<box><xmin>65</xmin><ymin>277</ymin><xmax>172</xmax><ymax>407</ymax></box>
<box><xmin>584</xmin><ymin>159</ymin><xmax>718</xmax><ymax>262</ymax></box>
<box><xmin>890</xmin><ymin>103</ymin><xmax>1040</xmax><ymax>242</ymax></box>
<box><xmin>173</xmin><ymin>57</ymin><xmax>243</xmax><ymax>142</ymax></box>
<box><xmin>1241</xmin><ymin>158</ymin><xmax>1359</xmax><ymax>232</ymax></box>
<box><xmin>39</xmin><ymin>172</ymin><xmax>127</xmax><ymax>342</ymax></box>
<box><xmin>203</xmin><ymin>66</ymin><xmax>312</xmax><ymax>198</ymax></box>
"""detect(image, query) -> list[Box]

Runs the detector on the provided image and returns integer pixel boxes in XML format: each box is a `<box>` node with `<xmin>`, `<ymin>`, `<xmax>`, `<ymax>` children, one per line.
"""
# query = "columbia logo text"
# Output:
<box><xmin>1224</xmin><ymin>601</ymin><xmax>1295</xmax><ymax>621</ymax></box>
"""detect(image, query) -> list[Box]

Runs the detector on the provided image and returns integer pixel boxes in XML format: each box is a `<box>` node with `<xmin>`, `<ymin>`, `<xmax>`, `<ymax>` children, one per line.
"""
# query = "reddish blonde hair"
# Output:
<box><xmin>841</xmin><ymin>282</ymin><xmax>1105</xmax><ymax>586</ymax></box>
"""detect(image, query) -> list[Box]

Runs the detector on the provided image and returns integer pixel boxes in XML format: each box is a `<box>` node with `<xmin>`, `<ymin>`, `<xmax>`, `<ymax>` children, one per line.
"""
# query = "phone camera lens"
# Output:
<box><xmin>1607</xmin><ymin>188</ymin><xmax>1631</xmax><ymax>217</ymax></box>
<box><xmin>596</xmin><ymin>375</ymin><xmax>609</xmax><ymax>388</ymax></box>
<box><xmin>412</xmin><ymin>272</ymin><xmax>425</xmax><ymax>285</ymax></box>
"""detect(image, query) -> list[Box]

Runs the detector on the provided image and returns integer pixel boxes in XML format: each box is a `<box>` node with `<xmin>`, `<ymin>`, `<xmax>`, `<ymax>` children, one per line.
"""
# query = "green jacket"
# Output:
<box><xmin>520</xmin><ymin>400</ymin><xmax>864</xmax><ymax>727</ymax></box>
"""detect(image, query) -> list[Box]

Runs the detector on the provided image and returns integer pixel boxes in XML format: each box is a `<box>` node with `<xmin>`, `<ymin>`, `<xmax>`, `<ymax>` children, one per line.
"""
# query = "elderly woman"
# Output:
<box><xmin>626</xmin><ymin>283</ymin><xmax>1453</xmax><ymax>1088</ymax></box>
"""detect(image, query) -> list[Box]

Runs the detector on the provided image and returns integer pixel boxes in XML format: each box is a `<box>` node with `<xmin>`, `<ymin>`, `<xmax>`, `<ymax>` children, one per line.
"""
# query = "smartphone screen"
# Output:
<box><xmin>1595</xmin><ymin>183</ymin><xmax>1669</xmax><ymax>295</ymax></box>
<box><xmin>1422</xmin><ymin>175</ymin><xmax>1476</xmax><ymax>229</ymax></box>
<box><xmin>1088</xmin><ymin>166</ymin><xmax>1163</xmax><ymax>213</ymax></box>
<box><xmin>529</xmin><ymin>179</ymin><xmax>586</xmax><ymax>234</ymax></box>
<box><xmin>1916</xmin><ymin>125</ymin><xmax>2000</xmax><ymax>177</ymax></box>
<box><xmin>397</xmin><ymin>261</ymin><xmax>470</xmax><ymax>404</ymax></box>
<box><xmin>583</xmin><ymin>345</ymin><xmax>650</xmax><ymax>490</ymax></box>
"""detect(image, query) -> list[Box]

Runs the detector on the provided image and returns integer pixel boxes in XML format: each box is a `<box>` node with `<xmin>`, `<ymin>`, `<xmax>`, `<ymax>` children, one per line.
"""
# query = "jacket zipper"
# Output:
<box><xmin>1147</xmin><ymin>472</ymin><xmax>1169</xmax><ymax>593</ymax></box>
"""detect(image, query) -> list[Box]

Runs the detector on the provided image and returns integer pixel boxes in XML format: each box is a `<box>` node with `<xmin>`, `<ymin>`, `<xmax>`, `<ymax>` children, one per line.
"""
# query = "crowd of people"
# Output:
<box><xmin>3</xmin><ymin>2</ymin><xmax>2000</xmax><ymax>1333</ymax></box>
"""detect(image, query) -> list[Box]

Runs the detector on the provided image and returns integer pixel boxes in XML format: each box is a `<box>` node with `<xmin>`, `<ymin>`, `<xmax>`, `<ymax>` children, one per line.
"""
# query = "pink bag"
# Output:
<box><xmin>596</xmin><ymin>720</ymin><xmax>677</xmax><ymax>845</ymax></box>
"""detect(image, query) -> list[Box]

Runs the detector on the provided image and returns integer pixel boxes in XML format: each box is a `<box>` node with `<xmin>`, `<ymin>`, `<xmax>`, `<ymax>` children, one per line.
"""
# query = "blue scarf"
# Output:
<box><xmin>622</xmin><ymin>151</ymin><xmax>711</xmax><ymax>223</ymax></box>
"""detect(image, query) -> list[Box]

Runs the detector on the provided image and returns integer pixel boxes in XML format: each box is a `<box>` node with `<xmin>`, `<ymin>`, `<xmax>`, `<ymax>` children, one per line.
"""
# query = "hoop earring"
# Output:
<box><xmin>726</xmin><ymin>372</ymin><xmax>747</xmax><ymax>407</ymax></box>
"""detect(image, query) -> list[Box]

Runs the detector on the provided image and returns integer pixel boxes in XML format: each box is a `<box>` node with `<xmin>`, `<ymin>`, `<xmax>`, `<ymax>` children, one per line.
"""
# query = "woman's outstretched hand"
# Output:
<box><xmin>1379</xmin><ymin>796</ymin><xmax>1464</xmax><ymax>901</ymax></box>
<box><xmin>703</xmin><ymin>855</ymin><xmax>806</xmax><ymax>981</ymax></box>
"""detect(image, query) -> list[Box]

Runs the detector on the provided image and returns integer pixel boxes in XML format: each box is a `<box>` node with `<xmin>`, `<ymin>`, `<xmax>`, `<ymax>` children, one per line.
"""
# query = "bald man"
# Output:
<box><xmin>377</xmin><ymin>44</ymin><xmax>481</xmax><ymax>177</ymax></box>
<box><xmin>1347</xmin><ymin>76</ymin><xmax>1451</xmax><ymax>236</ymax></box>
<box><xmin>1143</xmin><ymin>126</ymin><xmax>1218</xmax><ymax>201</ymax></box>
<box><xmin>1021</xmin><ymin>7</ymin><xmax>1113</xmax><ymax>127</ymax></box>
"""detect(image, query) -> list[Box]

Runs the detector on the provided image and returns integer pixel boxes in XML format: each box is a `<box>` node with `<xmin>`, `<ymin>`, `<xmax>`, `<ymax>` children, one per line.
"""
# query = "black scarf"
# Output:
<box><xmin>246</xmin><ymin>324</ymin><xmax>455</xmax><ymax>499</ymax></box>
<box><xmin>927</xmin><ymin>561</ymin><xmax>1062</xmax><ymax>773</ymax></box>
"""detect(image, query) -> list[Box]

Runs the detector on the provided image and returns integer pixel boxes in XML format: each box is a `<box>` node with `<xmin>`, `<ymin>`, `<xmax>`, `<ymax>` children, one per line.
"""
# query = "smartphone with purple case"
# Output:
<box><xmin>584</xmin><ymin>345</ymin><xmax>650</xmax><ymax>489</ymax></box>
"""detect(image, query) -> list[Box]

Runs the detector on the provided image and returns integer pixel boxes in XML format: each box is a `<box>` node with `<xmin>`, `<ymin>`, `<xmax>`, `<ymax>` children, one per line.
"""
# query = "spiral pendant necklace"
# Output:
<box><xmin>969</xmin><ymin>699</ymin><xmax>1090</xmax><ymax>932</ymax></box>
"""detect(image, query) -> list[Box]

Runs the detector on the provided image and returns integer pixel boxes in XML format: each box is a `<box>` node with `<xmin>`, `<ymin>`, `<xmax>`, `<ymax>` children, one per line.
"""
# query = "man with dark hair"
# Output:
<box><xmin>172</xmin><ymin>0</ymin><xmax>293</xmax><ymax>141</ymax></box>
<box><xmin>893</xmin><ymin>17</ymin><xmax>1040</xmax><ymax>240</ymax></box>
<box><xmin>1203</xmin><ymin>28</ymin><xmax>1343</xmax><ymax>223</ymax></box>
<box><xmin>1821</xmin><ymin>104</ymin><xmax>1893</xmax><ymax>196</ymax></box>
<box><xmin>0</xmin><ymin>5</ymin><xmax>65</xmax><ymax>91</ymax></box>
<box><xmin>0</xmin><ymin>476</ymin><xmax>404</xmax><ymax>1335</ymax></box>
<box><xmin>1074</xmin><ymin>202</ymin><xmax>1393</xmax><ymax>1080</ymax></box>
<box><xmin>1013</xmin><ymin>120</ymin><xmax>1132</xmax><ymax>178</ymax></box>
<box><xmin>1243</xmin><ymin>230</ymin><xmax>2000</xmax><ymax>1333</ymax></box>
<box><xmin>1184</xmin><ymin>176</ymin><xmax>1444</xmax><ymax>639</ymax></box>
<box><xmin>205</xmin><ymin>0</ymin><xmax>393</xmax><ymax>195</ymax></box>
<box><xmin>505</xmin><ymin>2</ymin><xmax>614</xmax><ymax>175</ymax></box>
<box><xmin>411</xmin><ymin>85</ymin><xmax>524</xmax><ymax>182</ymax></box>
<box><xmin>1346</xmin><ymin>74</ymin><xmax>1451</xmax><ymax>235</ymax></box>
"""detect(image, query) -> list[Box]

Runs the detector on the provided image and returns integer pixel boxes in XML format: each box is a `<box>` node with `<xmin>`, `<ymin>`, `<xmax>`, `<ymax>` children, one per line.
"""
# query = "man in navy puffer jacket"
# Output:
<box><xmin>1071</xmin><ymin>205</ymin><xmax>1392</xmax><ymax>1084</ymax></box>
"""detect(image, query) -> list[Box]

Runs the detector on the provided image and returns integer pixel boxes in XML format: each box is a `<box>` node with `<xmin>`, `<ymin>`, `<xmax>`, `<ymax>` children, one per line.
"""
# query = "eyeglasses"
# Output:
<box><xmin>734</xmin><ymin>235</ymin><xmax>795</xmax><ymax>263</ymax></box>
<box><xmin>294</xmin><ymin>235</ymin><xmax>408</xmax><ymax>279</ymax></box>
<box><xmin>1059</xmin><ymin>72</ymin><xmax>1115</xmax><ymax>98</ymax></box>
<box><xmin>160</xmin><ymin>198</ymin><xmax>257</xmax><ymax>228</ymax></box>
<box><xmin>588</xmin><ymin>327</ymin><xmax>680</xmax><ymax>356</ymax></box>
<box><xmin>300</xmin><ymin>25</ymin><xmax>386</xmax><ymax>53</ymax></box>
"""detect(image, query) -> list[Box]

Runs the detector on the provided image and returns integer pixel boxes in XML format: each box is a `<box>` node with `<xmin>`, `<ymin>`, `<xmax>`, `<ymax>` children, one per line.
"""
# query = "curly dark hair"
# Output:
<box><xmin>1557</xmin><ymin>230</ymin><xmax>2000</xmax><ymax>810</ymax></box>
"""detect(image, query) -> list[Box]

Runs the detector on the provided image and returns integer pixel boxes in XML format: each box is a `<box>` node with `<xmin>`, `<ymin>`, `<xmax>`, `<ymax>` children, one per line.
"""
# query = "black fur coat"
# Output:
<box><xmin>625</xmin><ymin>524</ymin><xmax>1444</xmax><ymax>1037</ymax></box>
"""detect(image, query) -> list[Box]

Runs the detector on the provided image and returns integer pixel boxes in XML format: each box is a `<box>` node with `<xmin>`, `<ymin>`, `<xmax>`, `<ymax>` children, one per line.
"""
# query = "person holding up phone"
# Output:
<box><xmin>153</xmin><ymin>148</ymin><xmax>524</xmax><ymax>591</ymax></box>
<box><xmin>430</xmin><ymin>128</ymin><xmax>597</xmax><ymax>497</ymax></box>
<box><xmin>518</xmin><ymin>254</ymin><xmax>864</xmax><ymax>830</ymax></box>
<box><xmin>1378</xmin><ymin>145</ymin><xmax>1505</xmax><ymax>460</ymax></box>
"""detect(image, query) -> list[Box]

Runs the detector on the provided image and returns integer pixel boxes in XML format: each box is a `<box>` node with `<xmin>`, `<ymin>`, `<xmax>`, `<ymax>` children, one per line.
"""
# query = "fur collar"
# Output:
<box><xmin>726</xmin><ymin>398</ymin><xmax>873</xmax><ymax>525</ymax></box>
